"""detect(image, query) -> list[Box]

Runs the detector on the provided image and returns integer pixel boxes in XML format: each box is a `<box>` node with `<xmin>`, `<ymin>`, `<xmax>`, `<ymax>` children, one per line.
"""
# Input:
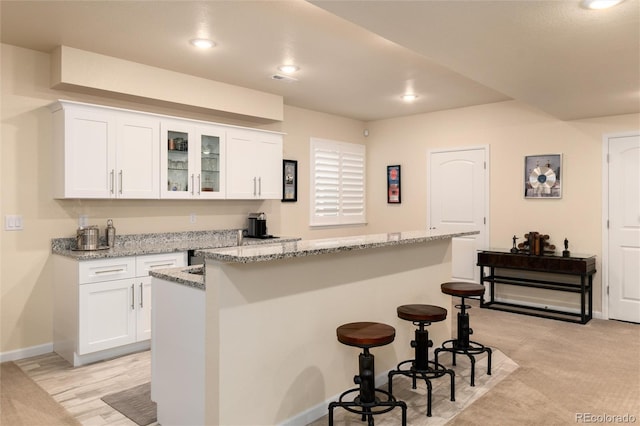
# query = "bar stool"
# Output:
<box><xmin>329</xmin><ymin>322</ymin><xmax>407</xmax><ymax>426</ymax></box>
<box><xmin>388</xmin><ymin>304</ymin><xmax>455</xmax><ymax>417</ymax></box>
<box><xmin>434</xmin><ymin>282</ymin><xmax>492</xmax><ymax>386</ymax></box>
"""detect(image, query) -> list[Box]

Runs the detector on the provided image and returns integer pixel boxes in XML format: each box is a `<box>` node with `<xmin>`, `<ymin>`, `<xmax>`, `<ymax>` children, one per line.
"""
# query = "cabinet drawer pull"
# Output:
<box><xmin>148</xmin><ymin>262</ymin><xmax>174</xmax><ymax>269</ymax></box>
<box><xmin>94</xmin><ymin>268</ymin><xmax>126</xmax><ymax>275</ymax></box>
<box><xmin>131</xmin><ymin>284</ymin><xmax>135</xmax><ymax>310</ymax></box>
<box><xmin>139</xmin><ymin>283</ymin><xmax>143</xmax><ymax>308</ymax></box>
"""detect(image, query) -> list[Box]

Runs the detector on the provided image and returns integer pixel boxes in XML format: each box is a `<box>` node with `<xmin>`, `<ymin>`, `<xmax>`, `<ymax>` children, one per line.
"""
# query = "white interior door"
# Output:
<box><xmin>607</xmin><ymin>133</ymin><xmax>640</xmax><ymax>323</ymax></box>
<box><xmin>429</xmin><ymin>147</ymin><xmax>488</xmax><ymax>282</ymax></box>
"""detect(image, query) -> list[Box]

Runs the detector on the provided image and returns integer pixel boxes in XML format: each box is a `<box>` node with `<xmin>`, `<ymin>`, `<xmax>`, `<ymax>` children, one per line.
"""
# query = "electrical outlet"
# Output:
<box><xmin>190</xmin><ymin>213</ymin><xmax>197</xmax><ymax>224</ymax></box>
<box><xmin>5</xmin><ymin>215</ymin><xmax>24</xmax><ymax>231</ymax></box>
<box><xmin>79</xmin><ymin>215</ymin><xmax>88</xmax><ymax>227</ymax></box>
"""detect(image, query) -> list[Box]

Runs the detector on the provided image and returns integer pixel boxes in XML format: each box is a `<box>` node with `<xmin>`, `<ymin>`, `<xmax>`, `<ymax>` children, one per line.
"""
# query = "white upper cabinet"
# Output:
<box><xmin>116</xmin><ymin>114</ymin><xmax>160</xmax><ymax>198</ymax></box>
<box><xmin>160</xmin><ymin>121</ymin><xmax>226</xmax><ymax>199</ymax></box>
<box><xmin>51</xmin><ymin>101</ymin><xmax>160</xmax><ymax>199</ymax></box>
<box><xmin>226</xmin><ymin>129</ymin><xmax>282</xmax><ymax>199</ymax></box>
<box><xmin>51</xmin><ymin>101</ymin><xmax>282</xmax><ymax>200</ymax></box>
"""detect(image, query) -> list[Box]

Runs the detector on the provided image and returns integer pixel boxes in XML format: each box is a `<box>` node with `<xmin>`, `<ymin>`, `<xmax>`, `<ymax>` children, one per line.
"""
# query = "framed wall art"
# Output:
<box><xmin>282</xmin><ymin>159</ymin><xmax>298</xmax><ymax>202</ymax></box>
<box><xmin>524</xmin><ymin>154</ymin><xmax>562</xmax><ymax>199</ymax></box>
<box><xmin>387</xmin><ymin>165</ymin><xmax>401</xmax><ymax>204</ymax></box>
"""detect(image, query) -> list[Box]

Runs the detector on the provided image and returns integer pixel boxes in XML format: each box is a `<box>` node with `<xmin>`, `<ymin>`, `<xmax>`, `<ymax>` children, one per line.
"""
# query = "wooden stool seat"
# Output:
<box><xmin>397</xmin><ymin>304</ymin><xmax>447</xmax><ymax>323</ymax></box>
<box><xmin>336</xmin><ymin>322</ymin><xmax>396</xmax><ymax>348</ymax></box>
<box><xmin>441</xmin><ymin>282</ymin><xmax>485</xmax><ymax>297</ymax></box>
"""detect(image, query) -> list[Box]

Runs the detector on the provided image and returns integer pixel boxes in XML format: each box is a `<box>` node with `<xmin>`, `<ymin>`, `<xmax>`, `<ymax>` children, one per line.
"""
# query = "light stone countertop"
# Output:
<box><xmin>51</xmin><ymin>228</ymin><xmax>299</xmax><ymax>260</ymax></box>
<box><xmin>151</xmin><ymin>229</ymin><xmax>479</xmax><ymax>290</ymax></box>
<box><xmin>150</xmin><ymin>264</ymin><xmax>206</xmax><ymax>290</ymax></box>
<box><xmin>197</xmin><ymin>229</ymin><xmax>479</xmax><ymax>264</ymax></box>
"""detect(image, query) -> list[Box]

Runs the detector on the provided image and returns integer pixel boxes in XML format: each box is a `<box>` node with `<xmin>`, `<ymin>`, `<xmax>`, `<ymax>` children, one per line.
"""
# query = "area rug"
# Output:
<box><xmin>309</xmin><ymin>349</ymin><xmax>519</xmax><ymax>425</ymax></box>
<box><xmin>1</xmin><ymin>361</ymin><xmax>81</xmax><ymax>426</ymax></box>
<box><xmin>101</xmin><ymin>382</ymin><xmax>157</xmax><ymax>426</ymax></box>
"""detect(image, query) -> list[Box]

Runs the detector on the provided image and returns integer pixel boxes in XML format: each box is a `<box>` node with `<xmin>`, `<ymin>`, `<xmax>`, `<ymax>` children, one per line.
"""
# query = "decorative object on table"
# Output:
<box><xmin>387</xmin><ymin>165</ymin><xmax>401</xmax><ymax>204</ymax></box>
<box><xmin>510</xmin><ymin>235</ymin><xmax>519</xmax><ymax>253</ymax></box>
<box><xmin>524</xmin><ymin>154</ymin><xmax>562</xmax><ymax>199</ymax></box>
<box><xmin>562</xmin><ymin>238</ymin><xmax>570</xmax><ymax>257</ymax></box>
<box><xmin>516</xmin><ymin>231</ymin><xmax>556</xmax><ymax>255</ymax></box>
<box><xmin>282</xmin><ymin>159</ymin><xmax>297</xmax><ymax>202</ymax></box>
<box><xmin>106</xmin><ymin>219</ymin><xmax>116</xmax><ymax>247</ymax></box>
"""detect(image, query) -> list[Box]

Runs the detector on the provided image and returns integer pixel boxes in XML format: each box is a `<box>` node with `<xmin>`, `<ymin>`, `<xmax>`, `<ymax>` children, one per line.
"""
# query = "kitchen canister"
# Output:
<box><xmin>106</xmin><ymin>219</ymin><xmax>116</xmax><ymax>247</ymax></box>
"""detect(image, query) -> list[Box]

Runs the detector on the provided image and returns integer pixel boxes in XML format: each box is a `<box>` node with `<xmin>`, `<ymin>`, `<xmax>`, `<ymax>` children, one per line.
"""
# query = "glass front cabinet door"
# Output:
<box><xmin>160</xmin><ymin>121</ymin><xmax>226</xmax><ymax>199</ymax></box>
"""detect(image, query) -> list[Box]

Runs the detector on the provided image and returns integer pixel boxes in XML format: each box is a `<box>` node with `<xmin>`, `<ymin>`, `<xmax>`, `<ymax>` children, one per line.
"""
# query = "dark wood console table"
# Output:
<box><xmin>477</xmin><ymin>250</ymin><xmax>596</xmax><ymax>324</ymax></box>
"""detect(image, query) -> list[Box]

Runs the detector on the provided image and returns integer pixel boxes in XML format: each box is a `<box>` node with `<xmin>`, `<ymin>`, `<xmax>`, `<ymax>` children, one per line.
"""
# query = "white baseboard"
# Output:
<box><xmin>279</xmin><ymin>369</ymin><xmax>391</xmax><ymax>426</ymax></box>
<box><xmin>0</xmin><ymin>342</ymin><xmax>53</xmax><ymax>363</ymax></box>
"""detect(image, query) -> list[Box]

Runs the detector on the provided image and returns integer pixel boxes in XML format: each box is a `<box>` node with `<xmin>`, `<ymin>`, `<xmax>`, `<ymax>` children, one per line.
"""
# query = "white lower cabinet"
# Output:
<box><xmin>54</xmin><ymin>252</ymin><xmax>187</xmax><ymax>366</ymax></box>
<box><xmin>79</xmin><ymin>278</ymin><xmax>137</xmax><ymax>354</ymax></box>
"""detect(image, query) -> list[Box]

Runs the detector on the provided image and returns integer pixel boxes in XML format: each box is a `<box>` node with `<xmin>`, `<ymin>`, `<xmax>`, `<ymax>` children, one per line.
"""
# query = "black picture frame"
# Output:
<box><xmin>387</xmin><ymin>165</ymin><xmax>401</xmax><ymax>204</ymax></box>
<box><xmin>282</xmin><ymin>159</ymin><xmax>298</xmax><ymax>202</ymax></box>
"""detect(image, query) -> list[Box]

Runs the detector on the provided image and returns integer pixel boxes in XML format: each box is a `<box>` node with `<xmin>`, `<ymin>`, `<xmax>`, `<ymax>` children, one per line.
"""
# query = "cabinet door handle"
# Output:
<box><xmin>148</xmin><ymin>263</ymin><xmax>174</xmax><ymax>269</ymax></box>
<box><xmin>94</xmin><ymin>268</ymin><xmax>126</xmax><ymax>274</ymax></box>
<box><xmin>258</xmin><ymin>177</ymin><xmax>262</xmax><ymax>196</ymax></box>
<box><xmin>191</xmin><ymin>174</ymin><xmax>195</xmax><ymax>195</ymax></box>
<box><xmin>119</xmin><ymin>170</ymin><xmax>123</xmax><ymax>195</ymax></box>
<box><xmin>197</xmin><ymin>174</ymin><xmax>201</xmax><ymax>195</ymax></box>
<box><xmin>139</xmin><ymin>283</ymin><xmax>143</xmax><ymax>308</ymax></box>
<box><xmin>253</xmin><ymin>177</ymin><xmax>257</xmax><ymax>196</ymax></box>
<box><xmin>110</xmin><ymin>170</ymin><xmax>115</xmax><ymax>194</ymax></box>
<box><xmin>131</xmin><ymin>284</ymin><xmax>135</xmax><ymax>310</ymax></box>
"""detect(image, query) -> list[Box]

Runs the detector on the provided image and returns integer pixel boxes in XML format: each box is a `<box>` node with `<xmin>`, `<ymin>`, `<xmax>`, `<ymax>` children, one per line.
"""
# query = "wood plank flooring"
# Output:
<box><xmin>14</xmin><ymin>350</ymin><xmax>155</xmax><ymax>426</ymax></box>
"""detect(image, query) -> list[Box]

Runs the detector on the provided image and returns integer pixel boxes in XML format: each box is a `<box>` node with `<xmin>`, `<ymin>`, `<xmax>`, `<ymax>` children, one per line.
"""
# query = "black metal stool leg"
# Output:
<box><xmin>436</xmin><ymin>295</ymin><xmax>492</xmax><ymax>386</ymax></box>
<box><xmin>388</xmin><ymin>320</ymin><xmax>455</xmax><ymax>417</ymax></box>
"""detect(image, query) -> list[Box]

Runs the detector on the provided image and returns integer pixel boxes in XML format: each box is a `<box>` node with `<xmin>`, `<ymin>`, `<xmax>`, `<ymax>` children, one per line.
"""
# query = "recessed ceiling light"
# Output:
<box><xmin>190</xmin><ymin>38</ymin><xmax>215</xmax><ymax>49</ymax></box>
<box><xmin>401</xmin><ymin>94</ymin><xmax>418</xmax><ymax>102</ymax></box>
<box><xmin>580</xmin><ymin>0</ymin><xmax>625</xmax><ymax>9</ymax></box>
<box><xmin>277</xmin><ymin>64</ymin><xmax>300</xmax><ymax>74</ymax></box>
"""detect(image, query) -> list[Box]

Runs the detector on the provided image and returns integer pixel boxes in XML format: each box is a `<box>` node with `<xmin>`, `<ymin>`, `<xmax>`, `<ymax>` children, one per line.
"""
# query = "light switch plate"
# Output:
<box><xmin>5</xmin><ymin>215</ymin><xmax>23</xmax><ymax>231</ymax></box>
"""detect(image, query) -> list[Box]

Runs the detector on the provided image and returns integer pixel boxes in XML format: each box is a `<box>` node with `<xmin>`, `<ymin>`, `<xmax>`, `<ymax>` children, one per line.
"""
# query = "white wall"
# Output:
<box><xmin>364</xmin><ymin>100</ymin><xmax>640</xmax><ymax>313</ymax></box>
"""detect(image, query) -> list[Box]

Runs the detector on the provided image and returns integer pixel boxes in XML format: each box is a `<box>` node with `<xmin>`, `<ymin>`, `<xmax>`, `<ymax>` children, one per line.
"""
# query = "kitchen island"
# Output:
<box><xmin>152</xmin><ymin>229</ymin><xmax>477</xmax><ymax>425</ymax></box>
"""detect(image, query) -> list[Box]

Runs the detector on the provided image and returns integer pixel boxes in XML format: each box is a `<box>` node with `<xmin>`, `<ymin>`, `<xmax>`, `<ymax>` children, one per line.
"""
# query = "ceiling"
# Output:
<box><xmin>1</xmin><ymin>0</ymin><xmax>638</xmax><ymax>122</ymax></box>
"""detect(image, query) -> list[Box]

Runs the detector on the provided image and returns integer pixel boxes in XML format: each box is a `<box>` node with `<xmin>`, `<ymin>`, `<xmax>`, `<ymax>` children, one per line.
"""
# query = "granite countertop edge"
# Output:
<box><xmin>150</xmin><ymin>265</ymin><xmax>205</xmax><ymax>290</ymax></box>
<box><xmin>51</xmin><ymin>228</ymin><xmax>301</xmax><ymax>260</ymax></box>
<box><xmin>150</xmin><ymin>230</ymin><xmax>478</xmax><ymax>289</ymax></box>
<box><xmin>199</xmin><ymin>230</ymin><xmax>479</xmax><ymax>264</ymax></box>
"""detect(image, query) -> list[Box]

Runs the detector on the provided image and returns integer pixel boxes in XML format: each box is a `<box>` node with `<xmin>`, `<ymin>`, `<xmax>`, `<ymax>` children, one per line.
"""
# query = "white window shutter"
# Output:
<box><xmin>310</xmin><ymin>138</ymin><xmax>365</xmax><ymax>226</ymax></box>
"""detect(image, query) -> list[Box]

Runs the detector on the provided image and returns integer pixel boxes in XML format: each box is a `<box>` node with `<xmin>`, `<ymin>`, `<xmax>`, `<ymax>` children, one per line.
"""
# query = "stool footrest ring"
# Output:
<box><xmin>328</xmin><ymin>387</ymin><xmax>407</xmax><ymax>425</ymax></box>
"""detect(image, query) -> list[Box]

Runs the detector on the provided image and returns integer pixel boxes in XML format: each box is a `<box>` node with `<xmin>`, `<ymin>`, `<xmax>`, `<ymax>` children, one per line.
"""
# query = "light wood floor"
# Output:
<box><xmin>15</xmin><ymin>350</ymin><xmax>155</xmax><ymax>426</ymax></box>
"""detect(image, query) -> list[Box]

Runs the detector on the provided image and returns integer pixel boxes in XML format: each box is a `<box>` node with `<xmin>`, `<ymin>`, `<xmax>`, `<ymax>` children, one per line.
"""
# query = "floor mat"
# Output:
<box><xmin>101</xmin><ymin>382</ymin><xmax>156</xmax><ymax>426</ymax></box>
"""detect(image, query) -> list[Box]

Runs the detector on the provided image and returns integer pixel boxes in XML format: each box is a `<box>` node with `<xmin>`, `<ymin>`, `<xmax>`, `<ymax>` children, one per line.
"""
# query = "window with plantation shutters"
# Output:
<box><xmin>310</xmin><ymin>138</ymin><xmax>366</xmax><ymax>226</ymax></box>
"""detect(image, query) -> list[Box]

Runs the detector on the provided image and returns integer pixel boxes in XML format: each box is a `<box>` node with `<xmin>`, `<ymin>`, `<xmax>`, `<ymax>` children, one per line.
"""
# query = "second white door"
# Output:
<box><xmin>429</xmin><ymin>147</ymin><xmax>488</xmax><ymax>282</ymax></box>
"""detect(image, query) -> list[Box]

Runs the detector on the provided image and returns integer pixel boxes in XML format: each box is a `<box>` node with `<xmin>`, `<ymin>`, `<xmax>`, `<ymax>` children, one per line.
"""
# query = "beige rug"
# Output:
<box><xmin>1</xmin><ymin>361</ymin><xmax>81</xmax><ymax>426</ymax></box>
<box><xmin>310</xmin><ymin>349</ymin><xmax>518</xmax><ymax>425</ymax></box>
<box><xmin>101</xmin><ymin>382</ymin><xmax>156</xmax><ymax>426</ymax></box>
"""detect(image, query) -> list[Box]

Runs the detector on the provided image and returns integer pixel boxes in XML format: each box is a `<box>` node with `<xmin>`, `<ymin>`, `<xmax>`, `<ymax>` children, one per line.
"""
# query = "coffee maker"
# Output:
<box><xmin>247</xmin><ymin>212</ymin><xmax>268</xmax><ymax>238</ymax></box>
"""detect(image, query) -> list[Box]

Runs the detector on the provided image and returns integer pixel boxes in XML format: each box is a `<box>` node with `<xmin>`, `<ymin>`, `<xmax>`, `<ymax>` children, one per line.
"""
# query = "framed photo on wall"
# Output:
<box><xmin>524</xmin><ymin>154</ymin><xmax>562</xmax><ymax>199</ymax></box>
<box><xmin>387</xmin><ymin>165</ymin><xmax>401</xmax><ymax>204</ymax></box>
<box><xmin>282</xmin><ymin>159</ymin><xmax>298</xmax><ymax>202</ymax></box>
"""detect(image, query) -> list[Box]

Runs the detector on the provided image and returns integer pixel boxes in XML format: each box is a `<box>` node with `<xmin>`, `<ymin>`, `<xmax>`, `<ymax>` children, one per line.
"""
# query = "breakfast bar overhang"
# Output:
<box><xmin>199</xmin><ymin>229</ymin><xmax>478</xmax><ymax>425</ymax></box>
